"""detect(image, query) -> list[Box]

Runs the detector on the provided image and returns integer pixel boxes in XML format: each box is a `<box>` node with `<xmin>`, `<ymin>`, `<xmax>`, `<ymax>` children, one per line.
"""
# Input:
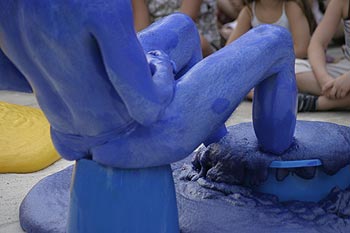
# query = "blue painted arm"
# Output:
<box><xmin>87</xmin><ymin>3</ymin><xmax>175</xmax><ymax>126</ymax></box>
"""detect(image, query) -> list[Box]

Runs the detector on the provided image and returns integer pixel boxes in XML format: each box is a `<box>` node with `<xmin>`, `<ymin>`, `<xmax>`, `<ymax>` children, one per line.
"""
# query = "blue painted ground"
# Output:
<box><xmin>20</xmin><ymin>121</ymin><xmax>350</xmax><ymax>233</ymax></box>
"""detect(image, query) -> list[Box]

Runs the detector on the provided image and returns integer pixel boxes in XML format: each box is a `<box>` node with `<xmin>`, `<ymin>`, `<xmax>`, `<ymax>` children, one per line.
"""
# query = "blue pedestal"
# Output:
<box><xmin>67</xmin><ymin>159</ymin><xmax>179</xmax><ymax>233</ymax></box>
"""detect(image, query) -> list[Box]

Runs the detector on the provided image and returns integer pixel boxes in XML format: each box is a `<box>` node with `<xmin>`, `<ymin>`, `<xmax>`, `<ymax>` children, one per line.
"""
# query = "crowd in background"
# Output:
<box><xmin>131</xmin><ymin>0</ymin><xmax>350</xmax><ymax>112</ymax></box>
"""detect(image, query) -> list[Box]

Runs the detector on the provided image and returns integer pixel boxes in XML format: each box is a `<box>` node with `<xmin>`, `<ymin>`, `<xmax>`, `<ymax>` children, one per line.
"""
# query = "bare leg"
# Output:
<box><xmin>317</xmin><ymin>95</ymin><xmax>350</xmax><ymax>111</ymax></box>
<box><xmin>296</xmin><ymin>71</ymin><xmax>322</xmax><ymax>95</ymax></box>
<box><xmin>296</xmin><ymin>71</ymin><xmax>350</xmax><ymax>111</ymax></box>
<box><xmin>246</xmin><ymin>89</ymin><xmax>254</xmax><ymax>100</ymax></box>
<box><xmin>200</xmin><ymin>34</ymin><xmax>215</xmax><ymax>57</ymax></box>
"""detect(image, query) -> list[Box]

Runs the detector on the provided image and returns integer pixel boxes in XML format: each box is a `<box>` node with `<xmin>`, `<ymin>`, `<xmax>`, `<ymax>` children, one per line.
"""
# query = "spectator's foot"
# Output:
<box><xmin>297</xmin><ymin>93</ymin><xmax>318</xmax><ymax>112</ymax></box>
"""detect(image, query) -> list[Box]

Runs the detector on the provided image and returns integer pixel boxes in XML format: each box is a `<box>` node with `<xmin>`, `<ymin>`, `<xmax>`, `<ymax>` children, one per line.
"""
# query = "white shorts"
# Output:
<box><xmin>295</xmin><ymin>58</ymin><xmax>350</xmax><ymax>78</ymax></box>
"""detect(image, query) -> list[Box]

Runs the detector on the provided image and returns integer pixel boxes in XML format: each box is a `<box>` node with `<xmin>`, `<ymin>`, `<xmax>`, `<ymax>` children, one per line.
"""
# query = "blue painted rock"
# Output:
<box><xmin>20</xmin><ymin>121</ymin><xmax>350</xmax><ymax>233</ymax></box>
<box><xmin>192</xmin><ymin>121</ymin><xmax>350</xmax><ymax>186</ymax></box>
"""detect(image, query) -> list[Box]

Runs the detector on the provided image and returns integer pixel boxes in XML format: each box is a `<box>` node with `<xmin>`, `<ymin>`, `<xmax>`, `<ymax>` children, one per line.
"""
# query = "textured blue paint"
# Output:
<box><xmin>192</xmin><ymin>121</ymin><xmax>350</xmax><ymax>189</ymax></box>
<box><xmin>0</xmin><ymin>0</ymin><xmax>296</xmax><ymax>169</ymax></box>
<box><xmin>203</xmin><ymin>125</ymin><xmax>228</xmax><ymax>146</ymax></box>
<box><xmin>19</xmin><ymin>165</ymin><xmax>72</xmax><ymax>233</ymax></box>
<box><xmin>211</xmin><ymin>98</ymin><xmax>230</xmax><ymax>114</ymax></box>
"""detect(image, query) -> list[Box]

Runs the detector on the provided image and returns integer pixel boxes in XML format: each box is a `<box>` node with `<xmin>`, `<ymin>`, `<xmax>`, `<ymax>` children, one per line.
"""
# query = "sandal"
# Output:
<box><xmin>297</xmin><ymin>93</ymin><xmax>318</xmax><ymax>112</ymax></box>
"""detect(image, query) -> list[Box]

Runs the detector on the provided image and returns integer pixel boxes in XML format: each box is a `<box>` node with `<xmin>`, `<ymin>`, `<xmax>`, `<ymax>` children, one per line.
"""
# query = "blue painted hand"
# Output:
<box><xmin>146</xmin><ymin>50</ymin><xmax>176</xmax><ymax>106</ymax></box>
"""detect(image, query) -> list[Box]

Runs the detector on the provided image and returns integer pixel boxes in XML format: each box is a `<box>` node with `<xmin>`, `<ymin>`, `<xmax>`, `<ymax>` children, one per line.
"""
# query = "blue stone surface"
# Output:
<box><xmin>19</xmin><ymin>165</ymin><xmax>72</xmax><ymax>233</ymax></box>
<box><xmin>20</xmin><ymin>121</ymin><xmax>350</xmax><ymax>233</ymax></box>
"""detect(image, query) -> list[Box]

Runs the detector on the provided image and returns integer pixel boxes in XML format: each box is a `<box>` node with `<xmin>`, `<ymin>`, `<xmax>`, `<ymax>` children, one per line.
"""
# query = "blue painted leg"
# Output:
<box><xmin>253</xmin><ymin>67</ymin><xmax>297</xmax><ymax>154</ymax></box>
<box><xmin>203</xmin><ymin>125</ymin><xmax>228</xmax><ymax>146</ymax></box>
<box><xmin>67</xmin><ymin>159</ymin><xmax>179</xmax><ymax>233</ymax></box>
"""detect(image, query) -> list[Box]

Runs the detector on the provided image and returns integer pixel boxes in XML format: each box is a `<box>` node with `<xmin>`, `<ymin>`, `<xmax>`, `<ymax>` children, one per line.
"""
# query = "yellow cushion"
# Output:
<box><xmin>0</xmin><ymin>101</ymin><xmax>60</xmax><ymax>173</ymax></box>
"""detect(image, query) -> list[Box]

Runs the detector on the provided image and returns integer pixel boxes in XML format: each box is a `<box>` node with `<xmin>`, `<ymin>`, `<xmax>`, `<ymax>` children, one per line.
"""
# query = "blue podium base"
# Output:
<box><xmin>67</xmin><ymin>159</ymin><xmax>179</xmax><ymax>233</ymax></box>
<box><xmin>19</xmin><ymin>121</ymin><xmax>350</xmax><ymax>233</ymax></box>
<box><xmin>19</xmin><ymin>159</ymin><xmax>350</xmax><ymax>233</ymax></box>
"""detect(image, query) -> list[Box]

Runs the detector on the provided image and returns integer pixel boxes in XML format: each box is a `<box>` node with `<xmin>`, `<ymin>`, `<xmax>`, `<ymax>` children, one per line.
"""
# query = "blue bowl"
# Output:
<box><xmin>254</xmin><ymin>159</ymin><xmax>350</xmax><ymax>202</ymax></box>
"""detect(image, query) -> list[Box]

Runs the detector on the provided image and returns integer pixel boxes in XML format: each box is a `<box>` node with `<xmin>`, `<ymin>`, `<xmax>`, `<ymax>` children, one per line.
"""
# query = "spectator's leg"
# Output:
<box><xmin>317</xmin><ymin>95</ymin><xmax>350</xmax><ymax>111</ymax></box>
<box><xmin>296</xmin><ymin>71</ymin><xmax>322</xmax><ymax>95</ymax></box>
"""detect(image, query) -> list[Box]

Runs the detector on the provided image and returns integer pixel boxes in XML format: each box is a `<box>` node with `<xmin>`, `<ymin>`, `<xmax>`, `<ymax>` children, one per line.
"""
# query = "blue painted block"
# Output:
<box><xmin>67</xmin><ymin>159</ymin><xmax>179</xmax><ymax>233</ymax></box>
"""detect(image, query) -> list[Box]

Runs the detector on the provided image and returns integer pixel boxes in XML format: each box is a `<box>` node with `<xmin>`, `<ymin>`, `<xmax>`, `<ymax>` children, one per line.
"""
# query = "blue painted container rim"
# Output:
<box><xmin>269</xmin><ymin>159</ymin><xmax>322</xmax><ymax>168</ymax></box>
<box><xmin>257</xmin><ymin>159</ymin><xmax>350</xmax><ymax>202</ymax></box>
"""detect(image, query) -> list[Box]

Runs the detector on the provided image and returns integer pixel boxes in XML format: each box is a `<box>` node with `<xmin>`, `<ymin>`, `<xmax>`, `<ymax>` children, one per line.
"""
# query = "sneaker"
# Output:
<box><xmin>297</xmin><ymin>93</ymin><xmax>318</xmax><ymax>112</ymax></box>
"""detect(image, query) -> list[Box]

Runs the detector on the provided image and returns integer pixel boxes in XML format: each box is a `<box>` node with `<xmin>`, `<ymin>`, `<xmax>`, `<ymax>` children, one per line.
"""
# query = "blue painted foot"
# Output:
<box><xmin>67</xmin><ymin>159</ymin><xmax>179</xmax><ymax>233</ymax></box>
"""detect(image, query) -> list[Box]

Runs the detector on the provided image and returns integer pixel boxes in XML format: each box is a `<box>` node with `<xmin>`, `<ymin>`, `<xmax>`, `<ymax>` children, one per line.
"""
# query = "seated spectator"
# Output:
<box><xmin>224</xmin><ymin>0</ymin><xmax>316</xmax><ymax>100</ymax></box>
<box><xmin>217</xmin><ymin>0</ymin><xmax>244</xmax><ymax>41</ymax></box>
<box><xmin>296</xmin><ymin>0</ymin><xmax>350</xmax><ymax>112</ymax></box>
<box><xmin>225</xmin><ymin>0</ymin><xmax>315</xmax><ymax>58</ymax></box>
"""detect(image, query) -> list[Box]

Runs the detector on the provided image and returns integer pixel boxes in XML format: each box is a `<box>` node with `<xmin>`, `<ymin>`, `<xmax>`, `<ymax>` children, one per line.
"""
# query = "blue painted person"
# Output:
<box><xmin>0</xmin><ymin>0</ymin><xmax>296</xmax><ymax>168</ymax></box>
<box><xmin>0</xmin><ymin>48</ymin><xmax>32</xmax><ymax>92</ymax></box>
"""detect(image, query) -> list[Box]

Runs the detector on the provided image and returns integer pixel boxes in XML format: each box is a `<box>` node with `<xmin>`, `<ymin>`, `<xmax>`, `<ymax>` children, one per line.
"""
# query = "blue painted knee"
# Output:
<box><xmin>253</xmin><ymin>25</ymin><xmax>294</xmax><ymax>50</ymax></box>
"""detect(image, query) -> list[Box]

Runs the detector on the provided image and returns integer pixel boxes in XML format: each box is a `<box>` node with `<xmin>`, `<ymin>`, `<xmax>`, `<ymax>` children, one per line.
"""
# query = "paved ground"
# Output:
<box><xmin>0</xmin><ymin>90</ymin><xmax>349</xmax><ymax>233</ymax></box>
